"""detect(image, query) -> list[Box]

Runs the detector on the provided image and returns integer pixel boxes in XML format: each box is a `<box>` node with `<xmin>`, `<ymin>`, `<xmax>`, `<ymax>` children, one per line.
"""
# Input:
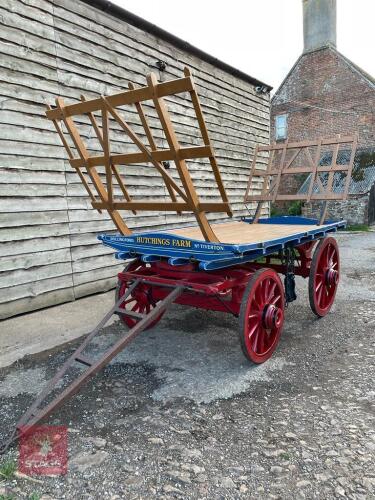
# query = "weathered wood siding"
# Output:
<box><xmin>0</xmin><ymin>0</ymin><xmax>270</xmax><ymax>319</ymax></box>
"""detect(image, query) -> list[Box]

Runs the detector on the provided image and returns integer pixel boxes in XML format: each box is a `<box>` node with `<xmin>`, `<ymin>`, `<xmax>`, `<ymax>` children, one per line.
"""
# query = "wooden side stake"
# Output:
<box><xmin>147</xmin><ymin>72</ymin><xmax>219</xmax><ymax>242</ymax></box>
<box><xmin>128</xmin><ymin>81</ymin><xmax>180</xmax><ymax>214</ymax></box>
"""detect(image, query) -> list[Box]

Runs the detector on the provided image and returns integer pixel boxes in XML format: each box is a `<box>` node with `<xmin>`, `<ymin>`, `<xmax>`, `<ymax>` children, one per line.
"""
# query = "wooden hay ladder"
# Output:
<box><xmin>244</xmin><ymin>134</ymin><xmax>358</xmax><ymax>224</ymax></box>
<box><xmin>46</xmin><ymin>68</ymin><xmax>232</xmax><ymax>242</ymax></box>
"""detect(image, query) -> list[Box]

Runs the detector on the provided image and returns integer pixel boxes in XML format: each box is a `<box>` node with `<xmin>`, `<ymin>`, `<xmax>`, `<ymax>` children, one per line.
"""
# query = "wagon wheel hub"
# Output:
<box><xmin>263</xmin><ymin>304</ymin><xmax>283</xmax><ymax>330</ymax></box>
<box><xmin>325</xmin><ymin>267</ymin><xmax>338</xmax><ymax>286</ymax></box>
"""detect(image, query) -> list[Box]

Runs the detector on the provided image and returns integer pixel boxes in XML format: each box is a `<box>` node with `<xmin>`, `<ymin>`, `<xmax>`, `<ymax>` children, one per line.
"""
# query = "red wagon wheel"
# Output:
<box><xmin>239</xmin><ymin>268</ymin><xmax>285</xmax><ymax>364</ymax></box>
<box><xmin>116</xmin><ymin>260</ymin><xmax>165</xmax><ymax>329</ymax></box>
<box><xmin>309</xmin><ymin>237</ymin><xmax>340</xmax><ymax>317</ymax></box>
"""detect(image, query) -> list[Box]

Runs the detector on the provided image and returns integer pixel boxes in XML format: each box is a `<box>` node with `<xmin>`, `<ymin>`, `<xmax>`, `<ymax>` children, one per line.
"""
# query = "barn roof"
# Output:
<box><xmin>298</xmin><ymin>147</ymin><xmax>375</xmax><ymax>195</ymax></box>
<box><xmin>82</xmin><ymin>0</ymin><xmax>273</xmax><ymax>92</ymax></box>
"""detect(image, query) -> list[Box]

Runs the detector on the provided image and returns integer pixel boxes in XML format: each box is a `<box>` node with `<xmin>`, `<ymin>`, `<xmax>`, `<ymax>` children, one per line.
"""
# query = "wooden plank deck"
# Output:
<box><xmin>166</xmin><ymin>221</ymin><xmax>319</xmax><ymax>245</ymax></box>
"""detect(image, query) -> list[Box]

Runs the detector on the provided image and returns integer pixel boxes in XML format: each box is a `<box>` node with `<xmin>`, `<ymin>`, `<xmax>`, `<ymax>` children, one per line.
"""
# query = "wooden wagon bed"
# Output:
<box><xmin>165</xmin><ymin>220</ymin><xmax>323</xmax><ymax>245</ymax></box>
<box><xmin>98</xmin><ymin>216</ymin><xmax>345</xmax><ymax>271</ymax></box>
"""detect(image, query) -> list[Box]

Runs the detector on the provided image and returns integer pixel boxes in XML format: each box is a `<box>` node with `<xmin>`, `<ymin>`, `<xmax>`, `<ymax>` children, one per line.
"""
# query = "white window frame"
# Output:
<box><xmin>275</xmin><ymin>114</ymin><xmax>287</xmax><ymax>141</ymax></box>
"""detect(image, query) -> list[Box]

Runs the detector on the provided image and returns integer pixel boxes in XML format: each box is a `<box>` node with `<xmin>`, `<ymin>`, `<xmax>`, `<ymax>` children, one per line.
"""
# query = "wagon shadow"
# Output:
<box><xmin>86</xmin><ymin>305</ymin><xmax>288</xmax><ymax>405</ymax></box>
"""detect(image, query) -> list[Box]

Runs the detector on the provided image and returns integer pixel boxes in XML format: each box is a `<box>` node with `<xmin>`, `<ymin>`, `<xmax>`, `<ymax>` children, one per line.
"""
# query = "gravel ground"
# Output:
<box><xmin>0</xmin><ymin>232</ymin><xmax>374</xmax><ymax>499</ymax></box>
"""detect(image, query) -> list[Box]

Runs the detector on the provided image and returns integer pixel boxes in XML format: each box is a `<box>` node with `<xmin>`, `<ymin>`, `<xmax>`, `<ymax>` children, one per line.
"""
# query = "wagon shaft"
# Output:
<box><xmin>0</xmin><ymin>281</ymin><xmax>184</xmax><ymax>455</ymax></box>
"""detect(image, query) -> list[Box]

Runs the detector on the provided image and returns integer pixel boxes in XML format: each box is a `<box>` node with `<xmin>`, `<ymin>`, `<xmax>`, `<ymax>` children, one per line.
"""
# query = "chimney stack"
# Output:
<box><xmin>303</xmin><ymin>0</ymin><xmax>336</xmax><ymax>53</ymax></box>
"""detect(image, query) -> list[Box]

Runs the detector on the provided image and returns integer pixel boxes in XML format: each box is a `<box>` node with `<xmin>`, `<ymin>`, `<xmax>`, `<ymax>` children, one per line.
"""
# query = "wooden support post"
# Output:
<box><xmin>147</xmin><ymin>72</ymin><xmax>220</xmax><ymax>242</ymax></box>
<box><xmin>47</xmin><ymin>103</ymin><xmax>102</xmax><ymax>214</ymax></box>
<box><xmin>271</xmin><ymin>141</ymin><xmax>288</xmax><ymax>202</ymax></box>
<box><xmin>244</xmin><ymin>144</ymin><xmax>259</xmax><ymax>204</ymax></box>
<box><xmin>253</xmin><ymin>149</ymin><xmax>275</xmax><ymax>222</ymax></box>
<box><xmin>184</xmin><ymin>68</ymin><xmax>232</xmax><ymax>217</ymax></box>
<box><xmin>80</xmin><ymin>95</ymin><xmax>104</xmax><ymax>149</ymax></box>
<box><xmin>80</xmin><ymin>95</ymin><xmax>136</xmax><ymax>215</ymax></box>
<box><xmin>101</xmin><ymin>106</ymin><xmax>113</xmax><ymax>209</ymax></box>
<box><xmin>101</xmin><ymin>97</ymin><xmax>188</xmax><ymax>203</ymax></box>
<box><xmin>307</xmin><ymin>139</ymin><xmax>322</xmax><ymax>203</ymax></box>
<box><xmin>343</xmin><ymin>132</ymin><xmax>358</xmax><ymax>199</ymax></box>
<box><xmin>128</xmin><ymin>82</ymin><xmax>180</xmax><ymax>214</ymax></box>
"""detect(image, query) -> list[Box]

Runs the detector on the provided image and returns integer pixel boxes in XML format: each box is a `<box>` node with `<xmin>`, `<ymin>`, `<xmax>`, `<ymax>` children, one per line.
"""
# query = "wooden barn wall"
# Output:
<box><xmin>0</xmin><ymin>0</ymin><xmax>270</xmax><ymax>319</ymax></box>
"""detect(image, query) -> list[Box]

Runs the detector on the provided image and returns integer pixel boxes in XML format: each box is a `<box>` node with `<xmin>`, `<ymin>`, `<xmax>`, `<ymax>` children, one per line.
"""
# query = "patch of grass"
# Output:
<box><xmin>287</xmin><ymin>200</ymin><xmax>302</xmax><ymax>216</ymax></box>
<box><xmin>345</xmin><ymin>224</ymin><xmax>369</xmax><ymax>232</ymax></box>
<box><xmin>271</xmin><ymin>201</ymin><xmax>302</xmax><ymax>217</ymax></box>
<box><xmin>270</xmin><ymin>204</ymin><xmax>283</xmax><ymax>217</ymax></box>
<box><xmin>280</xmin><ymin>452</ymin><xmax>291</xmax><ymax>461</ymax></box>
<box><xmin>0</xmin><ymin>495</ymin><xmax>15</xmax><ymax>500</ymax></box>
<box><xmin>29</xmin><ymin>493</ymin><xmax>40</xmax><ymax>500</ymax></box>
<box><xmin>0</xmin><ymin>460</ymin><xmax>17</xmax><ymax>480</ymax></box>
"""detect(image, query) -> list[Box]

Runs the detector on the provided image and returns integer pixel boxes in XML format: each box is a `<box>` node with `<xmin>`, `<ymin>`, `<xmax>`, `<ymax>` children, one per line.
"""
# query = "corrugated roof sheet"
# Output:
<box><xmin>298</xmin><ymin>148</ymin><xmax>375</xmax><ymax>195</ymax></box>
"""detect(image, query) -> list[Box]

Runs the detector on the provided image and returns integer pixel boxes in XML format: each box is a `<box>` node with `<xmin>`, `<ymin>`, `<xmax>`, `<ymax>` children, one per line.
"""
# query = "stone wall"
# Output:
<box><xmin>302</xmin><ymin>194</ymin><xmax>370</xmax><ymax>225</ymax></box>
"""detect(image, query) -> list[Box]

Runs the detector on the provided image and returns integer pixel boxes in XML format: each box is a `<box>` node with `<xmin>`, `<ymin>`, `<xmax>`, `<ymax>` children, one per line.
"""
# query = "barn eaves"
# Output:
<box><xmin>82</xmin><ymin>0</ymin><xmax>272</xmax><ymax>92</ymax></box>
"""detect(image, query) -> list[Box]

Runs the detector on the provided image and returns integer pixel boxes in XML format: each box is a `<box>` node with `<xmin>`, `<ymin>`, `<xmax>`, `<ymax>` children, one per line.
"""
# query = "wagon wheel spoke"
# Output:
<box><xmin>264</xmin><ymin>279</ymin><xmax>270</xmax><ymax>303</ymax></box>
<box><xmin>266</xmin><ymin>282</ymin><xmax>277</xmax><ymax>303</ymax></box>
<box><xmin>327</xmin><ymin>245</ymin><xmax>336</xmax><ymax>266</ymax></box>
<box><xmin>315</xmin><ymin>280</ymin><xmax>323</xmax><ymax>293</ymax></box>
<box><xmin>252</xmin><ymin>328</ymin><xmax>260</xmax><ymax>353</ymax></box>
<box><xmin>323</xmin><ymin>246</ymin><xmax>329</xmax><ymax>268</ymax></box>
<box><xmin>248</xmin><ymin>312</ymin><xmax>259</xmax><ymax>320</ymax></box>
<box><xmin>264</xmin><ymin>329</ymin><xmax>272</xmax><ymax>350</ymax></box>
<box><xmin>123</xmin><ymin>298</ymin><xmax>136</xmax><ymax>306</ymax></box>
<box><xmin>257</xmin><ymin>328</ymin><xmax>266</xmax><ymax>354</ymax></box>
<box><xmin>317</xmin><ymin>285</ymin><xmax>324</xmax><ymax>305</ymax></box>
<box><xmin>250</xmin><ymin>298</ymin><xmax>261</xmax><ymax>312</ymax></box>
<box><xmin>248</xmin><ymin>322</ymin><xmax>259</xmax><ymax>339</ymax></box>
<box><xmin>270</xmin><ymin>294</ymin><xmax>281</xmax><ymax>306</ymax></box>
<box><xmin>255</xmin><ymin>285</ymin><xmax>263</xmax><ymax>307</ymax></box>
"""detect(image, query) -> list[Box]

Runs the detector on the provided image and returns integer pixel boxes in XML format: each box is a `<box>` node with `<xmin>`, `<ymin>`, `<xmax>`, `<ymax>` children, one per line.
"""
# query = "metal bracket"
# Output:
<box><xmin>283</xmin><ymin>247</ymin><xmax>297</xmax><ymax>304</ymax></box>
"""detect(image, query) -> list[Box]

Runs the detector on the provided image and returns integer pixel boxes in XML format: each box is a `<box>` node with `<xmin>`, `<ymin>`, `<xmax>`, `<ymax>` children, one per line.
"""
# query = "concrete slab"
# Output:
<box><xmin>0</xmin><ymin>290</ymin><xmax>117</xmax><ymax>369</ymax></box>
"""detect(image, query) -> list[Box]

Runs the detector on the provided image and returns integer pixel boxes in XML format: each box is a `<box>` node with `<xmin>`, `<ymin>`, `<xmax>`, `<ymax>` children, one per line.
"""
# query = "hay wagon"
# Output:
<box><xmin>1</xmin><ymin>68</ymin><xmax>357</xmax><ymax>452</ymax></box>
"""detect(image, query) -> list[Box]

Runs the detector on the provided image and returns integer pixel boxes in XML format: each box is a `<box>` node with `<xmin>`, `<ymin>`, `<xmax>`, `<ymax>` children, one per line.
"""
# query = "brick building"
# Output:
<box><xmin>271</xmin><ymin>0</ymin><xmax>375</xmax><ymax>225</ymax></box>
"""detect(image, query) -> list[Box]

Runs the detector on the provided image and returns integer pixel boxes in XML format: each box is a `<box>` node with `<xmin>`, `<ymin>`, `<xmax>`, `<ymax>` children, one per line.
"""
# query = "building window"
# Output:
<box><xmin>275</xmin><ymin>114</ymin><xmax>287</xmax><ymax>140</ymax></box>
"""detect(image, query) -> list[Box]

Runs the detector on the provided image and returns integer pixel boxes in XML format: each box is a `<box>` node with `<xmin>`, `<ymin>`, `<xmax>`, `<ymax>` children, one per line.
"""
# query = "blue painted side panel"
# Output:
<box><xmin>241</xmin><ymin>215</ymin><xmax>340</xmax><ymax>225</ymax></box>
<box><xmin>98</xmin><ymin>216</ymin><xmax>346</xmax><ymax>271</ymax></box>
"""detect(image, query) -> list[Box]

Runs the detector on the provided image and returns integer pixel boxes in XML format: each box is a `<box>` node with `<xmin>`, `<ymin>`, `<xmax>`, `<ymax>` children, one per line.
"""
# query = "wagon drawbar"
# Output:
<box><xmin>0</xmin><ymin>69</ymin><xmax>358</xmax><ymax>454</ymax></box>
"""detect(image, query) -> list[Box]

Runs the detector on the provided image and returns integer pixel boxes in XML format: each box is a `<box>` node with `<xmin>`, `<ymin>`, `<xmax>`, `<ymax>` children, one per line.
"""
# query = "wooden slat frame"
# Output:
<box><xmin>244</xmin><ymin>134</ymin><xmax>358</xmax><ymax>224</ymax></box>
<box><xmin>46</xmin><ymin>68</ymin><xmax>232</xmax><ymax>242</ymax></box>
